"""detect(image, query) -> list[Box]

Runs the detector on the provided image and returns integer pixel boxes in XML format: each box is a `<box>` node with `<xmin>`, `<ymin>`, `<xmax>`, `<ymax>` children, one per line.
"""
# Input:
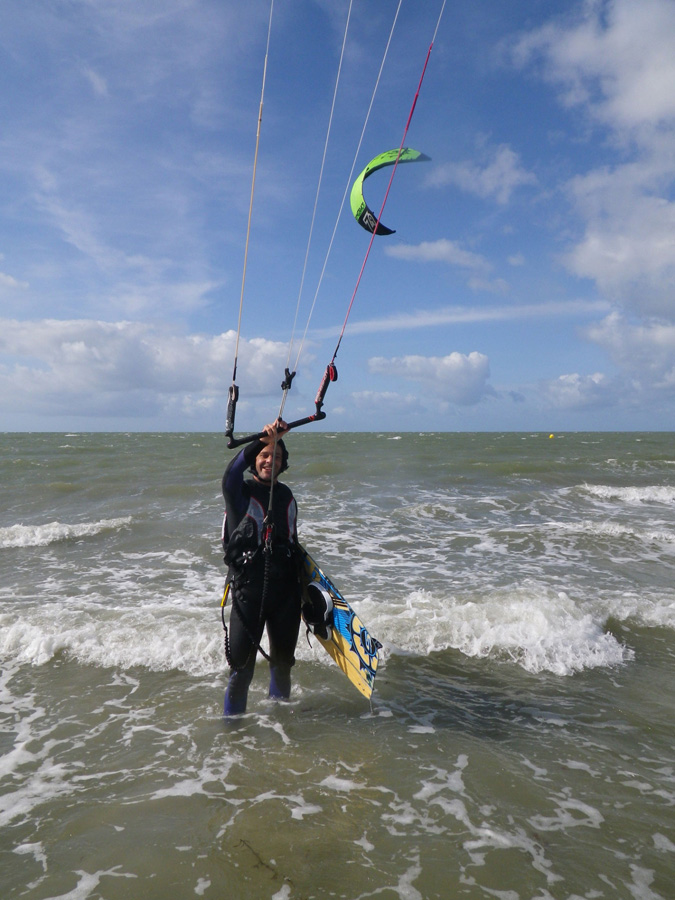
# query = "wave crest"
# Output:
<box><xmin>583</xmin><ymin>484</ymin><xmax>675</xmax><ymax>505</ymax></box>
<box><xmin>0</xmin><ymin>518</ymin><xmax>132</xmax><ymax>549</ymax></box>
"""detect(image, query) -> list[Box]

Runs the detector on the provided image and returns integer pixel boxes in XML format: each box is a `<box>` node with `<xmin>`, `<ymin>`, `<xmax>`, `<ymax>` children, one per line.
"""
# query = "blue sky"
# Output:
<box><xmin>1</xmin><ymin>0</ymin><xmax>674</xmax><ymax>433</ymax></box>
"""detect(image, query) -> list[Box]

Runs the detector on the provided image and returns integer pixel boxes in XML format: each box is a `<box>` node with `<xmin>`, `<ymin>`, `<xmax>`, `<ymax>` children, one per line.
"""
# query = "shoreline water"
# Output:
<box><xmin>1</xmin><ymin>432</ymin><xmax>673</xmax><ymax>899</ymax></box>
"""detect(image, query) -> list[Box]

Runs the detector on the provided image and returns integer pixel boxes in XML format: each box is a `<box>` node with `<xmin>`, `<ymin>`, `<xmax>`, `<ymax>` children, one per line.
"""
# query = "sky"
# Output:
<box><xmin>1</xmin><ymin>0</ymin><xmax>674</xmax><ymax>433</ymax></box>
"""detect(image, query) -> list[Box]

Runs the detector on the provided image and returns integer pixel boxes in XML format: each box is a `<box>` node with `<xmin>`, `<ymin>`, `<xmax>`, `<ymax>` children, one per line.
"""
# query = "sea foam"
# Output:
<box><xmin>0</xmin><ymin>518</ymin><xmax>132</xmax><ymax>549</ymax></box>
<box><xmin>380</xmin><ymin>586</ymin><xmax>633</xmax><ymax>676</ymax></box>
<box><xmin>583</xmin><ymin>484</ymin><xmax>675</xmax><ymax>506</ymax></box>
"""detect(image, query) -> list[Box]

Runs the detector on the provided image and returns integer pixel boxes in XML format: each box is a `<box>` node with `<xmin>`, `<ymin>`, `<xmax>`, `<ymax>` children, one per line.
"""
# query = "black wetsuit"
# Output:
<box><xmin>221</xmin><ymin>440</ymin><xmax>301</xmax><ymax>715</ymax></box>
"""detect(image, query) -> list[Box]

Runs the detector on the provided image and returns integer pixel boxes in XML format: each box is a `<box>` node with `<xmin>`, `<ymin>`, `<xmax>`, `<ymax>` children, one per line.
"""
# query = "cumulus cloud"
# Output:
<box><xmin>0</xmin><ymin>319</ymin><xmax>288</xmax><ymax>418</ymax></box>
<box><xmin>428</xmin><ymin>144</ymin><xmax>537</xmax><ymax>205</ymax></box>
<box><xmin>512</xmin><ymin>0</ymin><xmax>675</xmax><ymax>133</ymax></box>
<box><xmin>368</xmin><ymin>352</ymin><xmax>492</xmax><ymax>406</ymax></box>
<box><xmin>542</xmin><ymin>372</ymin><xmax>615</xmax><ymax>410</ymax></box>
<box><xmin>513</xmin><ymin>0</ymin><xmax>675</xmax><ymax>321</ymax></box>
<box><xmin>584</xmin><ymin>312</ymin><xmax>675</xmax><ymax>392</ymax></box>
<box><xmin>565</xmin><ymin>171</ymin><xmax>675</xmax><ymax>319</ymax></box>
<box><xmin>351</xmin><ymin>391</ymin><xmax>419</xmax><ymax>412</ymax></box>
<box><xmin>542</xmin><ymin>312</ymin><xmax>675</xmax><ymax>410</ymax></box>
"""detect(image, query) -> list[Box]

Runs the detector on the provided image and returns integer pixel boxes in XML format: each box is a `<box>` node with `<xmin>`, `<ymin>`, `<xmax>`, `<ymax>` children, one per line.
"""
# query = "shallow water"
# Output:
<box><xmin>1</xmin><ymin>432</ymin><xmax>674</xmax><ymax>899</ymax></box>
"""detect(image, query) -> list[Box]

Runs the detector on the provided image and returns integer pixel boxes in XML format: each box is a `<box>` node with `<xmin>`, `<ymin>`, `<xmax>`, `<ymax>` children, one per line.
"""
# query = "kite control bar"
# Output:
<box><xmin>225</xmin><ymin>410</ymin><xmax>325</xmax><ymax>449</ymax></box>
<box><xmin>225</xmin><ymin>364</ymin><xmax>338</xmax><ymax>449</ymax></box>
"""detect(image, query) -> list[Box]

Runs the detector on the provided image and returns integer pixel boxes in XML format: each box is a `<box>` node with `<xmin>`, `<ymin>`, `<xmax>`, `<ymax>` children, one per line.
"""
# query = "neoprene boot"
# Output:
<box><xmin>223</xmin><ymin>668</ymin><xmax>252</xmax><ymax>716</ymax></box>
<box><xmin>268</xmin><ymin>665</ymin><xmax>291</xmax><ymax>700</ymax></box>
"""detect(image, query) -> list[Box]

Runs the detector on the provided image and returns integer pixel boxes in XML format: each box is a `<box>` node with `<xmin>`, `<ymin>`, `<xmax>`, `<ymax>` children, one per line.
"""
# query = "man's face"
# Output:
<box><xmin>255</xmin><ymin>444</ymin><xmax>283</xmax><ymax>482</ymax></box>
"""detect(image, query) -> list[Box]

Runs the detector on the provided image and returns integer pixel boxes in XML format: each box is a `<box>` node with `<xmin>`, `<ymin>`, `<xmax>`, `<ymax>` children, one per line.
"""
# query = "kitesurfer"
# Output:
<box><xmin>221</xmin><ymin>420</ymin><xmax>302</xmax><ymax>715</ymax></box>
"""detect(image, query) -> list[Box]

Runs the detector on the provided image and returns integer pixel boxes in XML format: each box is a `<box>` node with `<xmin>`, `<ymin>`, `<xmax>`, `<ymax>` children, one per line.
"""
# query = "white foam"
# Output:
<box><xmin>626</xmin><ymin>867</ymin><xmax>660</xmax><ymax>900</ymax></box>
<box><xmin>389</xmin><ymin>862</ymin><xmax>424</xmax><ymax>900</ymax></box>
<box><xmin>36</xmin><ymin>868</ymin><xmax>137</xmax><ymax>899</ymax></box>
<box><xmin>320</xmin><ymin>774</ymin><xmax>365</xmax><ymax>792</ymax></box>
<box><xmin>382</xmin><ymin>757</ymin><xmax>563</xmax><ymax>886</ymax></box>
<box><xmin>414</xmin><ymin>758</ymin><xmax>467</xmax><ymax>801</ymax></box>
<box><xmin>14</xmin><ymin>842</ymin><xmax>48</xmax><ymax>872</ymax></box>
<box><xmin>0</xmin><ymin>595</ymin><xmax>225</xmax><ymax>676</ymax></box>
<box><xmin>554</xmin><ymin>519</ymin><xmax>675</xmax><ymax>546</ymax></box>
<box><xmin>582</xmin><ymin>484</ymin><xmax>675</xmax><ymax>506</ymax></box>
<box><xmin>0</xmin><ymin>691</ymin><xmax>79</xmax><ymax>828</ymax></box>
<box><xmin>381</xmin><ymin>586</ymin><xmax>633</xmax><ymax>676</ymax></box>
<box><xmin>290</xmin><ymin>799</ymin><xmax>322</xmax><ymax>820</ymax></box>
<box><xmin>653</xmin><ymin>833</ymin><xmax>675</xmax><ymax>853</ymax></box>
<box><xmin>271</xmin><ymin>886</ymin><xmax>293</xmax><ymax>900</ymax></box>
<box><xmin>528</xmin><ymin>798</ymin><xmax>604</xmax><ymax>832</ymax></box>
<box><xmin>0</xmin><ymin>518</ymin><xmax>132</xmax><ymax>549</ymax></box>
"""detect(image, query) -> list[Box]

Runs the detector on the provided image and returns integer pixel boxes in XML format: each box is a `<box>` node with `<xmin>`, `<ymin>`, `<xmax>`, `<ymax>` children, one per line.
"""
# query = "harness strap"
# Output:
<box><xmin>221</xmin><ymin>582</ymin><xmax>273</xmax><ymax>668</ymax></box>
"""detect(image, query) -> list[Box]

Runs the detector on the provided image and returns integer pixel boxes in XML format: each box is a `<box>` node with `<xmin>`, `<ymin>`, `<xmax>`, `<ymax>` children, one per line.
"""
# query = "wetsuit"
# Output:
<box><xmin>221</xmin><ymin>440</ymin><xmax>301</xmax><ymax>715</ymax></box>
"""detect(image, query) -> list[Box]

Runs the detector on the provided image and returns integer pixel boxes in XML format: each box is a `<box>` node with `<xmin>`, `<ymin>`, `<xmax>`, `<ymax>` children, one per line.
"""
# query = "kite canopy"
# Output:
<box><xmin>350</xmin><ymin>147</ymin><xmax>430</xmax><ymax>235</ymax></box>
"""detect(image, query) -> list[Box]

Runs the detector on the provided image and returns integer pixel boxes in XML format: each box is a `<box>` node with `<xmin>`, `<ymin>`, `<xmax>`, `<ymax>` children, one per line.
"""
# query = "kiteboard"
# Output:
<box><xmin>298</xmin><ymin>545</ymin><xmax>381</xmax><ymax>700</ymax></box>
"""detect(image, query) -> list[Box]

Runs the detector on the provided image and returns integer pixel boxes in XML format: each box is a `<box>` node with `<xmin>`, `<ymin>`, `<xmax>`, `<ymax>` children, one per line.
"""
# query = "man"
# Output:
<box><xmin>221</xmin><ymin>420</ymin><xmax>302</xmax><ymax>715</ymax></box>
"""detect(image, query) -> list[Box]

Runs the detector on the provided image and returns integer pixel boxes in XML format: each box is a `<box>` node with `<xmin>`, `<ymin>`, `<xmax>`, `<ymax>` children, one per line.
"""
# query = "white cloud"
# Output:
<box><xmin>384</xmin><ymin>236</ymin><xmax>515</xmax><ymax>298</ymax></box>
<box><xmin>428</xmin><ymin>144</ymin><xmax>537</xmax><ymax>205</ymax></box>
<box><xmin>0</xmin><ymin>271</ymin><xmax>29</xmax><ymax>290</ymax></box>
<box><xmin>543</xmin><ymin>311</ymin><xmax>675</xmax><ymax>410</ymax></box>
<box><xmin>514</xmin><ymin>0</ymin><xmax>675</xmax><ymax>321</ymax></box>
<box><xmin>565</xmin><ymin>171</ymin><xmax>675</xmax><ymax>319</ymax></box>
<box><xmin>467</xmin><ymin>276</ymin><xmax>510</xmax><ymax>294</ymax></box>
<box><xmin>542</xmin><ymin>371</ymin><xmax>615</xmax><ymax>410</ymax></box>
<box><xmin>584</xmin><ymin>312</ymin><xmax>675</xmax><ymax>392</ymax></box>
<box><xmin>385</xmin><ymin>238</ymin><xmax>490</xmax><ymax>271</ymax></box>
<box><xmin>368</xmin><ymin>352</ymin><xmax>492</xmax><ymax>406</ymax></box>
<box><xmin>512</xmin><ymin>0</ymin><xmax>675</xmax><ymax>133</ymax></box>
<box><xmin>320</xmin><ymin>299</ymin><xmax>609</xmax><ymax>338</ymax></box>
<box><xmin>384</xmin><ymin>236</ymin><xmax>510</xmax><ymax>298</ymax></box>
<box><xmin>0</xmin><ymin>1</ymin><xmax>269</xmax><ymax>327</ymax></box>
<box><xmin>351</xmin><ymin>391</ymin><xmax>419</xmax><ymax>412</ymax></box>
<box><xmin>0</xmin><ymin>319</ymin><xmax>288</xmax><ymax>418</ymax></box>
<box><xmin>83</xmin><ymin>66</ymin><xmax>108</xmax><ymax>98</ymax></box>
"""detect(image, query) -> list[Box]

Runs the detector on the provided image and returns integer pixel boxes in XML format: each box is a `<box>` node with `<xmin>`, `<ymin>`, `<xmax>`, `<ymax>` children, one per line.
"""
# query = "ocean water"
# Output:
<box><xmin>1</xmin><ymin>431</ymin><xmax>673</xmax><ymax>900</ymax></box>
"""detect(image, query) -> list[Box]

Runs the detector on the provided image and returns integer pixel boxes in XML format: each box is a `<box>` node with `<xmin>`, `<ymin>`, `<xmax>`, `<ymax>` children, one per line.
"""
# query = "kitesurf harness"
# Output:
<box><xmin>221</xmin><ymin>462</ymin><xmax>298</xmax><ymax>669</ymax></box>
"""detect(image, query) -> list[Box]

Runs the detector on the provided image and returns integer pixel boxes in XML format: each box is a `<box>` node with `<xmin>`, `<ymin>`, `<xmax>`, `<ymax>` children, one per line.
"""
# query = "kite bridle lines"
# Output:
<box><xmin>225</xmin><ymin>0</ymin><xmax>447</xmax><ymax>450</ymax></box>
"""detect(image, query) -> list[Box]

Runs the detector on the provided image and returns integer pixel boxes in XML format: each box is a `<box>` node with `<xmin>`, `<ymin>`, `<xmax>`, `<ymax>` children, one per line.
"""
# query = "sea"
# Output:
<box><xmin>1</xmin><ymin>431</ymin><xmax>673</xmax><ymax>900</ymax></box>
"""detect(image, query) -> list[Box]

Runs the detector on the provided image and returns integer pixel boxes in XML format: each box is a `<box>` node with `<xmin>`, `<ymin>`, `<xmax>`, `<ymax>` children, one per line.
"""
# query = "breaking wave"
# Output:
<box><xmin>0</xmin><ymin>518</ymin><xmax>132</xmax><ymax>549</ymax></box>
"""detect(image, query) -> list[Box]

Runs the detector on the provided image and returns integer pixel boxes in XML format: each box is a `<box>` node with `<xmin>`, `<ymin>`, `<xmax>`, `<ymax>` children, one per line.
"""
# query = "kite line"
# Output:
<box><xmin>226</xmin><ymin>0</ymin><xmax>447</xmax><ymax>449</ymax></box>
<box><xmin>329</xmin><ymin>0</ymin><xmax>447</xmax><ymax>370</ymax></box>
<box><xmin>287</xmin><ymin>0</ymin><xmax>405</xmax><ymax>377</ymax></box>
<box><xmin>225</xmin><ymin>0</ymin><xmax>275</xmax><ymax>442</ymax></box>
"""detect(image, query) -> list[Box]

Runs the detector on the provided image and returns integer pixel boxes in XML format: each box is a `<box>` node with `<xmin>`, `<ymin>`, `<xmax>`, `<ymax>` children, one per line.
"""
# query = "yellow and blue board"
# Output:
<box><xmin>299</xmin><ymin>545</ymin><xmax>381</xmax><ymax>700</ymax></box>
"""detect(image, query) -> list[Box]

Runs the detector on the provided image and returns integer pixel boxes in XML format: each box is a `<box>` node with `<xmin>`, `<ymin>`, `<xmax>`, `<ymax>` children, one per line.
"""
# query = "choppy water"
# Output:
<box><xmin>1</xmin><ymin>431</ymin><xmax>673</xmax><ymax>899</ymax></box>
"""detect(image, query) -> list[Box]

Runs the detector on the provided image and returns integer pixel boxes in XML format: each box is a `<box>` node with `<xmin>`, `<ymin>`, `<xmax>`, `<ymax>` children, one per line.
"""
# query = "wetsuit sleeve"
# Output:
<box><xmin>222</xmin><ymin>441</ymin><xmax>263</xmax><ymax>539</ymax></box>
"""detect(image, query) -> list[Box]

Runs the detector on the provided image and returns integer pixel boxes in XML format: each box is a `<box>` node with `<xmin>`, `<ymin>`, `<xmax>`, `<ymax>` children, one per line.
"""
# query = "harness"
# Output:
<box><xmin>221</xmin><ymin>472</ymin><xmax>298</xmax><ymax>669</ymax></box>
